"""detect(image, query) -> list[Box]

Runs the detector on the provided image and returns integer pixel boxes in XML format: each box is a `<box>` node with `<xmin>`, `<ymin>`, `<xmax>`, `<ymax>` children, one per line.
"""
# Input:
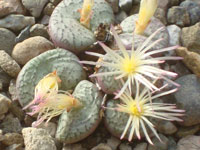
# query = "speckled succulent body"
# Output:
<box><xmin>49</xmin><ymin>0</ymin><xmax>114</xmax><ymax>53</ymax></box>
<box><xmin>16</xmin><ymin>49</ymin><xmax>86</xmax><ymax>107</ymax></box>
<box><xmin>56</xmin><ymin>80</ymin><xmax>103</xmax><ymax>144</ymax></box>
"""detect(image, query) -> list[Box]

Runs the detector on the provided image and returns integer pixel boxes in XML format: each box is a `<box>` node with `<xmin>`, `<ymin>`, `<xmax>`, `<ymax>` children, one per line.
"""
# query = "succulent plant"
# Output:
<box><xmin>49</xmin><ymin>0</ymin><xmax>114</xmax><ymax>53</ymax></box>
<box><xmin>56</xmin><ymin>80</ymin><xmax>103</xmax><ymax>144</ymax></box>
<box><xmin>16</xmin><ymin>48</ymin><xmax>86</xmax><ymax>107</ymax></box>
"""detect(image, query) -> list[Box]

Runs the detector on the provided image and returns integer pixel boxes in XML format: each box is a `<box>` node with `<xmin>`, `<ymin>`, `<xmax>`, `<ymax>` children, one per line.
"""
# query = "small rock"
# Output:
<box><xmin>176</xmin><ymin>47</ymin><xmax>200</xmax><ymax>76</ymax></box>
<box><xmin>129</xmin><ymin>3</ymin><xmax>140</xmax><ymax>15</ymax></box>
<box><xmin>8</xmin><ymin>80</ymin><xmax>18</xmax><ymax>101</ymax></box>
<box><xmin>176</xmin><ymin>125</ymin><xmax>200</xmax><ymax>138</ymax></box>
<box><xmin>0</xmin><ymin>50</ymin><xmax>21</xmax><ymax>78</ymax></box>
<box><xmin>24</xmin><ymin>115</ymin><xmax>34</xmax><ymax>127</ymax></box>
<box><xmin>12</xmin><ymin>36</ymin><xmax>54</xmax><ymax>65</ymax></box>
<box><xmin>176</xmin><ymin>135</ymin><xmax>200</xmax><ymax>150</ymax></box>
<box><xmin>0</xmin><ymin>14</ymin><xmax>35</xmax><ymax>31</ymax></box>
<box><xmin>0</xmin><ymin>28</ymin><xmax>16</xmax><ymax>54</ymax></box>
<box><xmin>0</xmin><ymin>0</ymin><xmax>26</xmax><ymax>18</ymax></box>
<box><xmin>107</xmin><ymin>136</ymin><xmax>121</xmax><ymax>150</ymax></box>
<box><xmin>168</xmin><ymin>0</ymin><xmax>180</xmax><ymax>7</ymax></box>
<box><xmin>0</xmin><ymin>68</ymin><xmax>11</xmax><ymax>89</ymax></box>
<box><xmin>92</xmin><ymin>143</ymin><xmax>112</xmax><ymax>150</ymax></box>
<box><xmin>119</xmin><ymin>0</ymin><xmax>132</xmax><ymax>13</ymax></box>
<box><xmin>181</xmin><ymin>22</ymin><xmax>200</xmax><ymax>53</ymax></box>
<box><xmin>119</xmin><ymin>143</ymin><xmax>132</xmax><ymax>150</ymax></box>
<box><xmin>115</xmin><ymin>11</ymin><xmax>128</xmax><ymax>24</ymax></box>
<box><xmin>154</xmin><ymin>8</ymin><xmax>167</xmax><ymax>25</ymax></box>
<box><xmin>148</xmin><ymin>134</ymin><xmax>169</xmax><ymax>150</ymax></box>
<box><xmin>40</xmin><ymin>15</ymin><xmax>50</xmax><ymax>25</ymax></box>
<box><xmin>22</xmin><ymin>127</ymin><xmax>57</xmax><ymax>150</ymax></box>
<box><xmin>5</xmin><ymin>144</ymin><xmax>23</xmax><ymax>150</ymax></box>
<box><xmin>154</xmin><ymin>120</ymin><xmax>177</xmax><ymax>135</ymax></box>
<box><xmin>180</xmin><ymin>0</ymin><xmax>200</xmax><ymax>25</ymax></box>
<box><xmin>43</xmin><ymin>3</ymin><xmax>55</xmax><ymax>16</ymax></box>
<box><xmin>134</xmin><ymin>143</ymin><xmax>148</xmax><ymax>150</ymax></box>
<box><xmin>167</xmin><ymin>25</ymin><xmax>181</xmax><ymax>46</ymax></box>
<box><xmin>0</xmin><ymin>114</ymin><xmax>22</xmax><ymax>133</ymax></box>
<box><xmin>36</xmin><ymin>122</ymin><xmax>57</xmax><ymax>137</ymax></box>
<box><xmin>63</xmin><ymin>144</ymin><xmax>86</xmax><ymax>150</ymax></box>
<box><xmin>168</xmin><ymin>137</ymin><xmax>177</xmax><ymax>150</ymax></box>
<box><xmin>15</xmin><ymin>25</ymin><xmax>31</xmax><ymax>43</ymax></box>
<box><xmin>50</xmin><ymin>0</ymin><xmax>62</xmax><ymax>6</ymax></box>
<box><xmin>0</xmin><ymin>114</ymin><xmax>5</xmax><ymax>120</ymax></box>
<box><xmin>0</xmin><ymin>130</ymin><xmax>4</xmax><ymax>141</ymax></box>
<box><xmin>106</xmin><ymin>0</ymin><xmax>119</xmax><ymax>13</ymax></box>
<box><xmin>171</xmin><ymin>62</ymin><xmax>191</xmax><ymax>77</ymax></box>
<box><xmin>22</xmin><ymin>0</ymin><xmax>49</xmax><ymax>18</ymax></box>
<box><xmin>0</xmin><ymin>94</ymin><xmax>11</xmax><ymax>115</ymax></box>
<box><xmin>30</xmin><ymin>24</ymin><xmax>49</xmax><ymax>39</ymax></box>
<box><xmin>9</xmin><ymin>101</ymin><xmax>25</xmax><ymax>121</ymax></box>
<box><xmin>2</xmin><ymin>133</ymin><xmax>24</xmax><ymax>146</ymax></box>
<box><xmin>167</xmin><ymin>6</ymin><xmax>190</xmax><ymax>27</ymax></box>
<box><xmin>158</xmin><ymin>0</ymin><xmax>169</xmax><ymax>10</ymax></box>
<box><xmin>174</xmin><ymin>74</ymin><xmax>200</xmax><ymax>126</ymax></box>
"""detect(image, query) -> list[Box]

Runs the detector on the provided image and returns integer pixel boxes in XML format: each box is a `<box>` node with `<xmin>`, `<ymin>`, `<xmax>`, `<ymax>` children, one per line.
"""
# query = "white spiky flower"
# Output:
<box><xmin>113</xmin><ymin>83</ymin><xmax>184</xmax><ymax>144</ymax></box>
<box><xmin>80</xmin><ymin>25</ymin><xmax>182</xmax><ymax>98</ymax></box>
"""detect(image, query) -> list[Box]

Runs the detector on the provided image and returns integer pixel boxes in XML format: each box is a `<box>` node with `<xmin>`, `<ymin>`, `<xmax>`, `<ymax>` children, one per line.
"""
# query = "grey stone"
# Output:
<box><xmin>50</xmin><ymin>0</ymin><xmax>62</xmax><ymax>6</ymax></box>
<box><xmin>0</xmin><ymin>68</ymin><xmax>12</xmax><ymax>89</ymax></box>
<box><xmin>119</xmin><ymin>143</ymin><xmax>132</xmax><ymax>150</ymax></box>
<box><xmin>171</xmin><ymin>62</ymin><xmax>191</xmax><ymax>78</ymax></box>
<box><xmin>168</xmin><ymin>0</ymin><xmax>180</xmax><ymax>7</ymax></box>
<box><xmin>0</xmin><ymin>28</ymin><xmax>16</xmax><ymax>54</ymax></box>
<box><xmin>43</xmin><ymin>3</ymin><xmax>55</xmax><ymax>16</ymax></box>
<box><xmin>40</xmin><ymin>15</ymin><xmax>50</xmax><ymax>25</ymax></box>
<box><xmin>157</xmin><ymin>0</ymin><xmax>169</xmax><ymax>10</ymax></box>
<box><xmin>148</xmin><ymin>134</ymin><xmax>169</xmax><ymax>150</ymax></box>
<box><xmin>154</xmin><ymin>120</ymin><xmax>177</xmax><ymax>135</ymax></box>
<box><xmin>5</xmin><ymin>144</ymin><xmax>23</xmax><ymax>150</ymax></box>
<box><xmin>0</xmin><ymin>94</ymin><xmax>11</xmax><ymax>115</ymax></box>
<box><xmin>30</xmin><ymin>24</ymin><xmax>49</xmax><ymax>39</ymax></box>
<box><xmin>22</xmin><ymin>0</ymin><xmax>49</xmax><ymax>18</ymax></box>
<box><xmin>167</xmin><ymin>6</ymin><xmax>190</xmax><ymax>27</ymax></box>
<box><xmin>63</xmin><ymin>144</ymin><xmax>86</xmax><ymax>150</ymax></box>
<box><xmin>115</xmin><ymin>11</ymin><xmax>128</xmax><ymax>24</ymax></box>
<box><xmin>2</xmin><ymin>133</ymin><xmax>24</xmax><ymax>146</ymax></box>
<box><xmin>22</xmin><ymin>127</ymin><xmax>57</xmax><ymax>150</ymax></box>
<box><xmin>12</xmin><ymin>36</ymin><xmax>54</xmax><ymax>65</ymax></box>
<box><xmin>0</xmin><ymin>114</ymin><xmax>22</xmax><ymax>133</ymax></box>
<box><xmin>168</xmin><ymin>137</ymin><xmax>177</xmax><ymax>150</ymax></box>
<box><xmin>107</xmin><ymin>136</ymin><xmax>121</xmax><ymax>150</ymax></box>
<box><xmin>0</xmin><ymin>50</ymin><xmax>21</xmax><ymax>78</ymax></box>
<box><xmin>15</xmin><ymin>25</ymin><xmax>31</xmax><ymax>43</ymax></box>
<box><xmin>119</xmin><ymin>0</ymin><xmax>132</xmax><ymax>13</ymax></box>
<box><xmin>154</xmin><ymin>8</ymin><xmax>167</xmax><ymax>25</ymax></box>
<box><xmin>0</xmin><ymin>14</ymin><xmax>35</xmax><ymax>31</ymax></box>
<box><xmin>176</xmin><ymin>125</ymin><xmax>200</xmax><ymax>138</ymax></box>
<box><xmin>181</xmin><ymin>22</ymin><xmax>200</xmax><ymax>53</ymax></box>
<box><xmin>180</xmin><ymin>0</ymin><xmax>200</xmax><ymax>25</ymax></box>
<box><xmin>92</xmin><ymin>143</ymin><xmax>112</xmax><ymax>150</ymax></box>
<box><xmin>176</xmin><ymin>135</ymin><xmax>200</xmax><ymax>150</ymax></box>
<box><xmin>134</xmin><ymin>143</ymin><xmax>147</xmax><ymax>150</ymax></box>
<box><xmin>167</xmin><ymin>25</ymin><xmax>181</xmax><ymax>46</ymax></box>
<box><xmin>174</xmin><ymin>74</ymin><xmax>200</xmax><ymax>126</ymax></box>
<box><xmin>36</xmin><ymin>122</ymin><xmax>57</xmax><ymax>137</ymax></box>
<box><xmin>9</xmin><ymin>101</ymin><xmax>25</xmax><ymax>121</ymax></box>
<box><xmin>8</xmin><ymin>80</ymin><xmax>18</xmax><ymax>101</ymax></box>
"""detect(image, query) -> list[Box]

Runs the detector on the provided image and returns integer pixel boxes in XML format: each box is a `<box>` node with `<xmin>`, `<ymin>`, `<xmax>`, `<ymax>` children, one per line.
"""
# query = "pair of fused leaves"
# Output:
<box><xmin>23</xmin><ymin>71</ymin><xmax>81</xmax><ymax>127</ymax></box>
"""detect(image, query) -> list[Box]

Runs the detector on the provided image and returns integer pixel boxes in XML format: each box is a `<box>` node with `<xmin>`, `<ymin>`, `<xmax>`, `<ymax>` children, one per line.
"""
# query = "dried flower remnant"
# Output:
<box><xmin>30</xmin><ymin>91</ymin><xmax>82</xmax><ymax>127</ymax></box>
<box><xmin>80</xmin><ymin>26</ymin><xmax>181</xmax><ymax>98</ymax></box>
<box><xmin>78</xmin><ymin>0</ymin><xmax>94</xmax><ymax>29</ymax></box>
<box><xmin>135</xmin><ymin>0</ymin><xmax>158</xmax><ymax>35</ymax></box>
<box><xmin>23</xmin><ymin>71</ymin><xmax>61</xmax><ymax>110</ymax></box>
<box><xmin>111</xmin><ymin>84</ymin><xmax>184</xmax><ymax>144</ymax></box>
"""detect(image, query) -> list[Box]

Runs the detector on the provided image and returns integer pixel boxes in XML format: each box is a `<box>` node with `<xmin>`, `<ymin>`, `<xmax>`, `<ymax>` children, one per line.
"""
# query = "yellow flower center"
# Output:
<box><xmin>121</xmin><ymin>58</ymin><xmax>138</xmax><ymax>75</ymax></box>
<box><xmin>129</xmin><ymin>101</ymin><xmax>143</xmax><ymax>117</ymax></box>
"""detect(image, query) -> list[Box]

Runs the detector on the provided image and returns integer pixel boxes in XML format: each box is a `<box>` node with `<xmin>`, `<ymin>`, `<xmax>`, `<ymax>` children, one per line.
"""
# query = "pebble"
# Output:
<box><xmin>168</xmin><ymin>137</ymin><xmax>177</xmax><ymax>150</ymax></box>
<box><xmin>0</xmin><ymin>94</ymin><xmax>11</xmax><ymax>115</ymax></box>
<box><xmin>22</xmin><ymin>127</ymin><xmax>57</xmax><ymax>150</ymax></box>
<box><xmin>174</xmin><ymin>74</ymin><xmax>200</xmax><ymax>126</ymax></box>
<box><xmin>0</xmin><ymin>67</ymin><xmax>12</xmax><ymax>89</ymax></box>
<box><xmin>0</xmin><ymin>114</ymin><xmax>22</xmax><ymax>133</ymax></box>
<box><xmin>0</xmin><ymin>0</ymin><xmax>26</xmax><ymax>18</ymax></box>
<box><xmin>115</xmin><ymin>11</ymin><xmax>128</xmax><ymax>24</ymax></box>
<box><xmin>1</xmin><ymin>133</ymin><xmax>24</xmax><ymax>146</ymax></box>
<box><xmin>50</xmin><ymin>0</ymin><xmax>62</xmax><ymax>6</ymax></box>
<box><xmin>154</xmin><ymin>120</ymin><xmax>177</xmax><ymax>135</ymax></box>
<box><xmin>22</xmin><ymin>0</ymin><xmax>49</xmax><ymax>18</ymax></box>
<box><xmin>36</xmin><ymin>122</ymin><xmax>57</xmax><ymax>137</ymax></box>
<box><xmin>148</xmin><ymin>134</ymin><xmax>169</xmax><ymax>150</ymax></box>
<box><xmin>119</xmin><ymin>143</ymin><xmax>132</xmax><ymax>150</ymax></box>
<box><xmin>106</xmin><ymin>0</ymin><xmax>119</xmax><ymax>13</ymax></box>
<box><xmin>134</xmin><ymin>143</ymin><xmax>148</xmax><ymax>150</ymax></box>
<box><xmin>0</xmin><ymin>28</ymin><xmax>16</xmax><ymax>54</ymax></box>
<box><xmin>30</xmin><ymin>24</ymin><xmax>49</xmax><ymax>39</ymax></box>
<box><xmin>119</xmin><ymin>0</ymin><xmax>132</xmax><ymax>13</ymax></box>
<box><xmin>107</xmin><ymin>136</ymin><xmax>121</xmax><ymax>150</ymax></box>
<box><xmin>40</xmin><ymin>15</ymin><xmax>50</xmax><ymax>25</ymax></box>
<box><xmin>168</xmin><ymin>0</ymin><xmax>180</xmax><ymax>7</ymax></box>
<box><xmin>176</xmin><ymin>135</ymin><xmax>200</xmax><ymax>150</ymax></box>
<box><xmin>154</xmin><ymin>8</ymin><xmax>167</xmax><ymax>25</ymax></box>
<box><xmin>0</xmin><ymin>130</ymin><xmax>4</xmax><ymax>141</ymax></box>
<box><xmin>5</xmin><ymin>144</ymin><xmax>23</xmax><ymax>150</ymax></box>
<box><xmin>167</xmin><ymin>25</ymin><xmax>181</xmax><ymax>46</ymax></box>
<box><xmin>43</xmin><ymin>3</ymin><xmax>55</xmax><ymax>16</ymax></box>
<box><xmin>181</xmin><ymin>22</ymin><xmax>200</xmax><ymax>54</ymax></box>
<box><xmin>180</xmin><ymin>0</ymin><xmax>200</xmax><ymax>25</ymax></box>
<box><xmin>0</xmin><ymin>50</ymin><xmax>21</xmax><ymax>78</ymax></box>
<box><xmin>12</xmin><ymin>36</ymin><xmax>54</xmax><ymax>65</ymax></box>
<box><xmin>0</xmin><ymin>14</ymin><xmax>35</xmax><ymax>31</ymax></box>
<box><xmin>9</xmin><ymin>101</ymin><xmax>25</xmax><ymax>121</ymax></box>
<box><xmin>171</xmin><ymin>62</ymin><xmax>191</xmax><ymax>77</ymax></box>
<box><xmin>8</xmin><ymin>80</ymin><xmax>18</xmax><ymax>101</ymax></box>
<box><xmin>63</xmin><ymin>144</ymin><xmax>86</xmax><ymax>150</ymax></box>
<box><xmin>176</xmin><ymin>47</ymin><xmax>200</xmax><ymax>76</ymax></box>
<box><xmin>15</xmin><ymin>25</ymin><xmax>31</xmax><ymax>43</ymax></box>
<box><xmin>91</xmin><ymin>143</ymin><xmax>112</xmax><ymax>150</ymax></box>
<box><xmin>176</xmin><ymin>125</ymin><xmax>200</xmax><ymax>138</ymax></box>
<box><xmin>167</xmin><ymin>6</ymin><xmax>190</xmax><ymax>27</ymax></box>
